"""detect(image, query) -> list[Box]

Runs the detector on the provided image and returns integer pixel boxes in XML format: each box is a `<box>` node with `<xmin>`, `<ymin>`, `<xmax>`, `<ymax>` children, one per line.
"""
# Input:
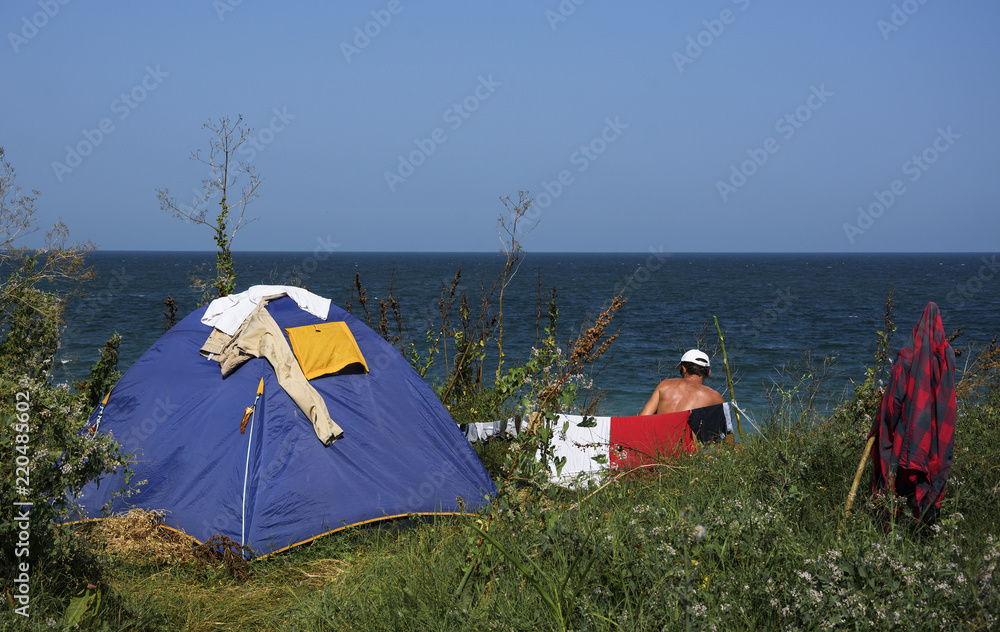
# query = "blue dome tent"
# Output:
<box><xmin>78</xmin><ymin>287</ymin><xmax>496</xmax><ymax>558</ymax></box>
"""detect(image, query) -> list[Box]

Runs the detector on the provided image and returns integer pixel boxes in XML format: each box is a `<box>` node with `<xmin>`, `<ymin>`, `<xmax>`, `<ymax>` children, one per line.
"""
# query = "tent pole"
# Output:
<box><xmin>241</xmin><ymin>378</ymin><xmax>264</xmax><ymax>549</ymax></box>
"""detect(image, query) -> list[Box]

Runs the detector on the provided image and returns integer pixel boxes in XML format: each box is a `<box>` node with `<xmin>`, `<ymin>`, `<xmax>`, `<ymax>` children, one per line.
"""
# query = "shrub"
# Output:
<box><xmin>1</xmin><ymin>147</ymin><xmax>132</xmax><ymax>625</ymax></box>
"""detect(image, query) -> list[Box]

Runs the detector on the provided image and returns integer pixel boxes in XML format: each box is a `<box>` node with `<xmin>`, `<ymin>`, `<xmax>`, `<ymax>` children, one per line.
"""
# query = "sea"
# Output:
<box><xmin>54</xmin><ymin>252</ymin><xmax>999</xmax><ymax>425</ymax></box>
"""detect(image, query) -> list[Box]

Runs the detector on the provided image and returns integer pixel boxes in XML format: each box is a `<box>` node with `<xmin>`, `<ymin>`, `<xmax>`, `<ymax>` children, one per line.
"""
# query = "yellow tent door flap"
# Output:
<box><xmin>285</xmin><ymin>321</ymin><xmax>369</xmax><ymax>379</ymax></box>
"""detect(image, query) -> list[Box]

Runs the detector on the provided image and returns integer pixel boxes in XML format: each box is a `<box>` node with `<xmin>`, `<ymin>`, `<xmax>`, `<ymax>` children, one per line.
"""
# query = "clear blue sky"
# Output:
<box><xmin>4</xmin><ymin>1</ymin><xmax>998</xmax><ymax>252</ymax></box>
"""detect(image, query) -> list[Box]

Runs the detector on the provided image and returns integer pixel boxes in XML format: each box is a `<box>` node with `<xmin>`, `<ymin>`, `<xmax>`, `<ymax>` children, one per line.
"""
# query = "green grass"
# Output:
<box><xmin>9</xmin><ymin>388</ymin><xmax>1000</xmax><ymax>631</ymax></box>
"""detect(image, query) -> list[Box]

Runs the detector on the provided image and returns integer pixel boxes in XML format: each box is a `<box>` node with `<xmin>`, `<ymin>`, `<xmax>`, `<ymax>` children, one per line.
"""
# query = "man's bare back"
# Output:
<box><xmin>640</xmin><ymin>376</ymin><xmax>724</xmax><ymax>415</ymax></box>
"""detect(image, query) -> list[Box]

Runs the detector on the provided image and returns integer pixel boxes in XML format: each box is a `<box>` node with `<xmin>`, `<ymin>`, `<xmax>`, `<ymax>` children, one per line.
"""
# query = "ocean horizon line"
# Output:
<box><xmin>86</xmin><ymin>250</ymin><xmax>994</xmax><ymax>256</ymax></box>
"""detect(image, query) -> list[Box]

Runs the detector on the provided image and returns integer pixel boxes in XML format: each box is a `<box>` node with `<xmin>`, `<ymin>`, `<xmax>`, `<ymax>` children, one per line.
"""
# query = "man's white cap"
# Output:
<box><xmin>679</xmin><ymin>349</ymin><xmax>710</xmax><ymax>368</ymax></box>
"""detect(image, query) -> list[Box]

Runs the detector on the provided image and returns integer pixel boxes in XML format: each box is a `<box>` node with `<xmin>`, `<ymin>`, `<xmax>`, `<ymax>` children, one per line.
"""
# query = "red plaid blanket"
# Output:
<box><xmin>869</xmin><ymin>301</ymin><xmax>956</xmax><ymax>524</ymax></box>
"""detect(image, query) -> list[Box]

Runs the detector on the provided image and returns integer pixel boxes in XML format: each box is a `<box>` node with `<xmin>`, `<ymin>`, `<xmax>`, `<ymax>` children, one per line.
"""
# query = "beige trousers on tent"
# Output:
<box><xmin>199</xmin><ymin>302</ymin><xmax>344</xmax><ymax>446</ymax></box>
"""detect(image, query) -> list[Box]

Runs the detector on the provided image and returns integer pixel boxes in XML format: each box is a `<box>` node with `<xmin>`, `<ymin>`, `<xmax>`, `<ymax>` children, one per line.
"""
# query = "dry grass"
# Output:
<box><xmin>89</xmin><ymin>508</ymin><xmax>198</xmax><ymax>565</ymax></box>
<box><xmin>138</xmin><ymin>557</ymin><xmax>350</xmax><ymax>631</ymax></box>
<box><xmin>956</xmin><ymin>335</ymin><xmax>1000</xmax><ymax>401</ymax></box>
<box><xmin>86</xmin><ymin>508</ymin><xmax>352</xmax><ymax>630</ymax></box>
<box><xmin>568</xmin><ymin>294</ymin><xmax>625</xmax><ymax>365</ymax></box>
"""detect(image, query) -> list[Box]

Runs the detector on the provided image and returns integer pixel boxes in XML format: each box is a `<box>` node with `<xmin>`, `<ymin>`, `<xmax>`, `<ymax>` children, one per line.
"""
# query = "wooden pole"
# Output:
<box><xmin>845</xmin><ymin>435</ymin><xmax>876</xmax><ymax>517</ymax></box>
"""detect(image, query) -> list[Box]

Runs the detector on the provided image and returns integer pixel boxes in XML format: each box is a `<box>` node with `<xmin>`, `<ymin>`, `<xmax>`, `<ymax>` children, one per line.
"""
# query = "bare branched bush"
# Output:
<box><xmin>157</xmin><ymin>116</ymin><xmax>260</xmax><ymax>300</ymax></box>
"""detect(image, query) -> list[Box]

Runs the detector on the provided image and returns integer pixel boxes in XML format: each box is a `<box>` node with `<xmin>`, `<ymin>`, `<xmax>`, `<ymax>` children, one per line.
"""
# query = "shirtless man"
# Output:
<box><xmin>640</xmin><ymin>349</ymin><xmax>733</xmax><ymax>444</ymax></box>
<box><xmin>641</xmin><ymin>349</ymin><xmax>723</xmax><ymax>414</ymax></box>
